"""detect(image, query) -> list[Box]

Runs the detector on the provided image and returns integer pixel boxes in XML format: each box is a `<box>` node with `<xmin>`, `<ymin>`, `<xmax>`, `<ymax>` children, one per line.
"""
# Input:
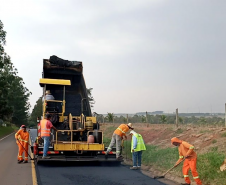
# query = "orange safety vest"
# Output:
<box><xmin>40</xmin><ymin>119</ymin><xmax>51</xmax><ymax>137</ymax></box>
<box><xmin>114</xmin><ymin>124</ymin><xmax>129</xmax><ymax>137</ymax></box>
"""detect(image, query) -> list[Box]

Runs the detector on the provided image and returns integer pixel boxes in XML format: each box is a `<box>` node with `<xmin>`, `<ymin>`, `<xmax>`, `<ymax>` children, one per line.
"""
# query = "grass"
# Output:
<box><xmin>212</xmin><ymin>139</ymin><xmax>217</xmax><ymax>144</ymax></box>
<box><xmin>221</xmin><ymin>132</ymin><xmax>226</xmax><ymax>137</ymax></box>
<box><xmin>198</xmin><ymin>152</ymin><xmax>226</xmax><ymax>185</ymax></box>
<box><xmin>0</xmin><ymin>126</ymin><xmax>14</xmax><ymax>138</ymax></box>
<box><xmin>175</xmin><ymin>128</ymin><xmax>184</xmax><ymax>134</ymax></box>
<box><xmin>199</xmin><ymin>130</ymin><xmax>211</xmax><ymax>134</ymax></box>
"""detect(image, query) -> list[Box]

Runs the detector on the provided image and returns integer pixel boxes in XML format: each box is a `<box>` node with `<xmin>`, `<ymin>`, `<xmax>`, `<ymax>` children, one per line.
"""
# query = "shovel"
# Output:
<box><xmin>154</xmin><ymin>158</ymin><xmax>185</xmax><ymax>179</ymax></box>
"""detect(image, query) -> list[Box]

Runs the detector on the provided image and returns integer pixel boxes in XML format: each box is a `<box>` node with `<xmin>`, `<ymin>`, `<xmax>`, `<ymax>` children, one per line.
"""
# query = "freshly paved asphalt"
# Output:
<box><xmin>0</xmin><ymin>132</ymin><xmax>33</xmax><ymax>185</ymax></box>
<box><xmin>36</xmin><ymin>161</ymin><xmax>169</xmax><ymax>185</ymax></box>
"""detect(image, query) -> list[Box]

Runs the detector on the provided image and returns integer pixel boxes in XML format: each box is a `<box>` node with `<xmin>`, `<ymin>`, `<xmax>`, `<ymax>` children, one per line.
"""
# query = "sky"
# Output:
<box><xmin>0</xmin><ymin>0</ymin><xmax>226</xmax><ymax>114</ymax></box>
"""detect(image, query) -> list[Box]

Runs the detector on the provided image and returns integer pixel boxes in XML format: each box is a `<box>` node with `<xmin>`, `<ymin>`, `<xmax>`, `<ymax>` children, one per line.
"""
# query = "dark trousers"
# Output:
<box><xmin>132</xmin><ymin>151</ymin><xmax>142</xmax><ymax>167</ymax></box>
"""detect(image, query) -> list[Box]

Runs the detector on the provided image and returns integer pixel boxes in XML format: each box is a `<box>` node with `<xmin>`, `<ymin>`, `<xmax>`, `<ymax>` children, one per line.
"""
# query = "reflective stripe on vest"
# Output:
<box><xmin>117</xmin><ymin>127</ymin><xmax>125</xmax><ymax>134</ymax></box>
<box><xmin>184</xmin><ymin>175</ymin><xmax>189</xmax><ymax>178</ymax></box>
<box><xmin>131</xmin><ymin>133</ymin><xmax>146</xmax><ymax>152</ymax></box>
<box><xmin>40</xmin><ymin>119</ymin><xmax>51</xmax><ymax>137</ymax></box>
<box><xmin>179</xmin><ymin>156</ymin><xmax>184</xmax><ymax>158</ymax></box>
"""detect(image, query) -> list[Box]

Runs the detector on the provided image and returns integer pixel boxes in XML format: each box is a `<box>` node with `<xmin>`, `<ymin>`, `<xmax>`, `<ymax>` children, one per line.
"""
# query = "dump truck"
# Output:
<box><xmin>31</xmin><ymin>56</ymin><xmax>116</xmax><ymax>162</ymax></box>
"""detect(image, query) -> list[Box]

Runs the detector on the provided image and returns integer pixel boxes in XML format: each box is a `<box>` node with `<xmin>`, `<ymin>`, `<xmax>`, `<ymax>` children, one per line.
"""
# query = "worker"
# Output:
<box><xmin>171</xmin><ymin>137</ymin><xmax>202</xmax><ymax>185</ymax></box>
<box><xmin>40</xmin><ymin>114</ymin><xmax>58</xmax><ymax>159</ymax></box>
<box><xmin>42</xmin><ymin>90</ymin><xmax>55</xmax><ymax>101</ymax></box>
<box><xmin>15</xmin><ymin>126</ymin><xmax>22</xmax><ymax>161</ymax></box>
<box><xmin>15</xmin><ymin>125</ymin><xmax>29</xmax><ymax>163</ymax></box>
<box><xmin>129</xmin><ymin>130</ymin><xmax>146</xmax><ymax>170</ymax></box>
<box><xmin>105</xmin><ymin>123</ymin><xmax>134</xmax><ymax>160</ymax></box>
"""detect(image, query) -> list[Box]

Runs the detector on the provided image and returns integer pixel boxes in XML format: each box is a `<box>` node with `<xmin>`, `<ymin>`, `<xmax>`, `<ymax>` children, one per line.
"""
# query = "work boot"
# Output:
<box><xmin>18</xmin><ymin>160</ymin><xmax>24</xmax><ymax>164</ymax></box>
<box><xmin>42</xmin><ymin>156</ymin><xmax>51</xmax><ymax>159</ymax></box>
<box><xmin>130</xmin><ymin>166</ymin><xmax>138</xmax><ymax>170</ymax></box>
<box><xmin>181</xmin><ymin>183</ymin><xmax>190</xmax><ymax>185</ymax></box>
<box><xmin>23</xmin><ymin>160</ymin><xmax>28</xmax><ymax>163</ymax></box>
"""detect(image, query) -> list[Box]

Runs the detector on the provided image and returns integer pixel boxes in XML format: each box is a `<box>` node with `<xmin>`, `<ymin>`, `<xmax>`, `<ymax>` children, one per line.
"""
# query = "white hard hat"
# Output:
<box><xmin>127</xmin><ymin>123</ymin><xmax>134</xmax><ymax>129</ymax></box>
<box><xmin>129</xmin><ymin>130</ymin><xmax>136</xmax><ymax>135</ymax></box>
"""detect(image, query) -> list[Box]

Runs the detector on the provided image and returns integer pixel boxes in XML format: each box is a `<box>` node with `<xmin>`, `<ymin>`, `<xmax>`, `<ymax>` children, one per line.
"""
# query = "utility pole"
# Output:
<box><xmin>176</xmin><ymin>108</ymin><xmax>179</xmax><ymax>128</ymax></box>
<box><xmin>146</xmin><ymin>111</ymin><xmax>148</xmax><ymax>123</ymax></box>
<box><xmin>127</xmin><ymin>114</ymin><xmax>128</xmax><ymax>123</ymax></box>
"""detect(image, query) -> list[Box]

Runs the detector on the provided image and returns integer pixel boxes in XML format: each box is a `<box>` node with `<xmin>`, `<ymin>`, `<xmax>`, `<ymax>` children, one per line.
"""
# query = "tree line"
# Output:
<box><xmin>0</xmin><ymin>20</ymin><xmax>31</xmax><ymax>127</ymax></box>
<box><xmin>96</xmin><ymin>113</ymin><xmax>225</xmax><ymax>126</ymax></box>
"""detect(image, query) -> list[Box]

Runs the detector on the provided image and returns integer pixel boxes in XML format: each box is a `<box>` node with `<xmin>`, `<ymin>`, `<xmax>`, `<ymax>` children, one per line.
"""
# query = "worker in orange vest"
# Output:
<box><xmin>105</xmin><ymin>123</ymin><xmax>134</xmax><ymax>160</ymax></box>
<box><xmin>171</xmin><ymin>137</ymin><xmax>202</xmax><ymax>185</ymax></box>
<box><xmin>15</xmin><ymin>126</ymin><xmax>22</xmax><ymax>161</ymax></box>
<box><xmin>40</xmin><ymin>114</ymin><xmax>57</xmax><ymax>159</ymax></box>
<box><xmin>15</xmin><ymin>125</ymin><xmax>29</xmax><ymax>163</ymax></box>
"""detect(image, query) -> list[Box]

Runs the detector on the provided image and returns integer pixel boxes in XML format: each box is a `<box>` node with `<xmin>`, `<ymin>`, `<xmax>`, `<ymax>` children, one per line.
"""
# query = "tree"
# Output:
<box><xmin>106</xmin><ymin>112</ymin><xmax>114</xmax><ymax>123</ymax></box>
<box><xmin>0</xmin><ymin>20</ymin><xmax>31</xmax><ymax>126</ymax></box>
<box><xmin>160</xmin><ymin>115</ymin><xmax>167</xmax><ymax>124</ymax></box>
<box><xmin>87</xmin><ymin>88</ymin><xmax>95</xmax><ymax>108</ymax></box>
<box><xmin>30</xmin><ymin>97</ymin><xmax>42</xmax><ymax>125</ymax></box>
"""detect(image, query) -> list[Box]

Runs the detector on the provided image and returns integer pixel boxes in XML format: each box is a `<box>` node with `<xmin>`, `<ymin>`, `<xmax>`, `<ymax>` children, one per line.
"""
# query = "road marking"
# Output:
<box><xmin>29</xmin><ymin>138</ymin><xmax>38</xmax><ymax>185</ymax></box>
<box><xmin>0</xmin><ymin>132</ymin><xmax>15</xmax><ymax>142</ymax></box>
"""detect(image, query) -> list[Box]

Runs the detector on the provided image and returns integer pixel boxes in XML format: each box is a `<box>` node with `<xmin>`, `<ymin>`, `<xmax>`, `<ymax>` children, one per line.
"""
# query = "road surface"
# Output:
<box><xmin>0</xmin><ymin>132</ymin><xmax>33</xmax><ymax>185</ymax></box>
<box><xmin>36</xmin><ymin>161</ymin><xmax>170</xmax><ymax>185</ymax></box>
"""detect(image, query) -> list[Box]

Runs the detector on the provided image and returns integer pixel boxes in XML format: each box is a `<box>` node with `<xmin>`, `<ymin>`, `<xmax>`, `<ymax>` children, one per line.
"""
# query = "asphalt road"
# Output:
<box><xmin>36</xmin><ymin>161</ymin><xmax>168</xmax><ymax>185</ymax></box>
<box><xmin>0</xmin><ymin>132</ymin><xmax>33</xmax><ymax>185</ymax></box>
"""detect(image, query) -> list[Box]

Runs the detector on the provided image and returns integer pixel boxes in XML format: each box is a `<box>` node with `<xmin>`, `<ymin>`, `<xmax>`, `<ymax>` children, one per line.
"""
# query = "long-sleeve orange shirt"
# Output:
<box><xmin>114</xmin><ymin>124</ymin><xmax>130</xmax><ymax>137</ymax></box>
<box><xmin>171</xmin><ymin>137</ymin><xmax>197</xmax><ymax>165</ymax></box>
<box><xmin>15</xmin><ymin>130</ymin><xmax>29</xmax><ymax>143</ymax></box>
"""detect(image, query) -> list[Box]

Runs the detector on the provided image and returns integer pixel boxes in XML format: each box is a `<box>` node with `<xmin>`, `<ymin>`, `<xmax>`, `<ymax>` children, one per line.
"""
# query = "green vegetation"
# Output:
<box><xmin>29</xmin><ymin>97</ymin><xmax>42</xmax><ymax>126</ymax></box>
<box><xmin>198</xmin><ymin>152</ymin><xmax>226</xmax><ymax>185</ymax></box>
<box><xmin>96</xmin><ymin>112</ymin><xmax>225</xmax><ymax>126</ymax></box>
<box><xmin>221</xmin><ymin>132</ymin><xmax>226</xmax><ymax>137</ymax></box>
<box><xmin>0</xmin><ymin>126</ymin><xmax>14</xmax><ymax>138</ymax></box>
<box><xmin>175</xmin><ymin>128</ymin><xmax>184</xmax><ymax>134</ymax></box>
<box><xmin>212</xmin><ymin>139</ymin><xmax>217</xmax><ymax>144</ymax></box>
<box><xmin>199</xmin><ymin>130</ymin><xmax>211</xmax><ymax>134</ymax></box>
<box><xmin>0</xmin><ymin>20</ymin><xmax>31</xmax><ymax>127</ymax></box>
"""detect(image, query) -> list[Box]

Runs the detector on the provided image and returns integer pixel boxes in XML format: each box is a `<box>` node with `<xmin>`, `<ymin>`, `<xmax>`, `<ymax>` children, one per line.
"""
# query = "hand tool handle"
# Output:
<box><xmin>163</xmin><ymin>158</ymin><xmax>186</xmax><ymax>176</ymax></box>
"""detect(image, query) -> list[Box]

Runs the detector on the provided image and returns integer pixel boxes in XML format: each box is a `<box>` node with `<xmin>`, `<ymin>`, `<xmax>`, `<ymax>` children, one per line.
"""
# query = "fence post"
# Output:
<box><xmin>176</xmin><ymin>108</ymin><xmax>179</xmax><ymax>128</ymax></box>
